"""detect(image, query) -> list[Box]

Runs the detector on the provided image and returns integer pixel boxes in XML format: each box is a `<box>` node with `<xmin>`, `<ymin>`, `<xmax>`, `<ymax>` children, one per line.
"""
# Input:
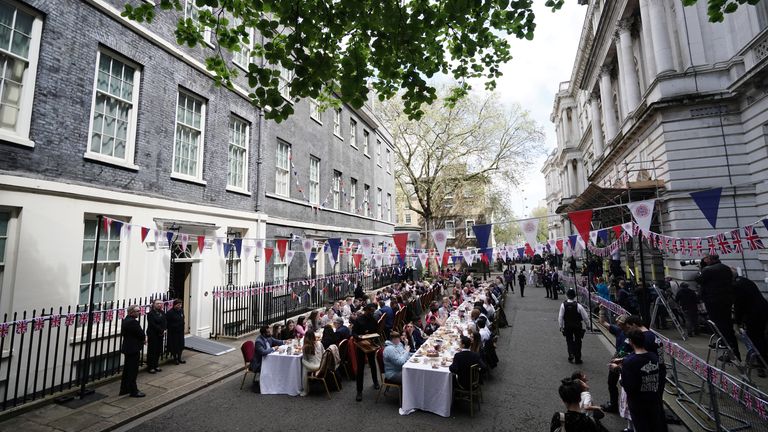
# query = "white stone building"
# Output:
<box><xmin>543</xmin><ymin>0</ymin><xmax>768</xmax><ymax>289</ymax></box>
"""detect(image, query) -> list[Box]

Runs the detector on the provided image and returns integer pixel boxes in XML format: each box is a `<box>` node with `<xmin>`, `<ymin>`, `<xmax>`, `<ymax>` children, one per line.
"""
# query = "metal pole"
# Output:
<box><xmin>79</xmin><ymin>214</ymin><xmax>102</xmax><ymax>398</ymax></box>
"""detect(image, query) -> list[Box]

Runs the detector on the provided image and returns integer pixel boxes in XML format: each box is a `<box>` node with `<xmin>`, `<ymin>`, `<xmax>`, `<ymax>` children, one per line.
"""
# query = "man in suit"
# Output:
<box><xmin>120</xmin><ymin>305</ymin><xmax>146</xmax><ymax>397</ymax></box>
<box><xmin>450</xmin><ymin>335</ymin><xmax>487</xmax><ymax>389</ymax></box>
<box><xmin>146</xmin><ymin>299</ymin><xmax>167</xmax><ymax>373</ymax></box>
<box><xmin>251</xmin><ymin>325</ymin><xmax>287</xmax><ymax>382</ymax></box>
<box><xmin>517</xmin><ymin>272</ymin><xmax>526</xmax><ymax>297</ymax></box>
<box><xmin>333</xmin><ymin>316</ymin><xmax>351</xmax><ymax>342</ymax></box>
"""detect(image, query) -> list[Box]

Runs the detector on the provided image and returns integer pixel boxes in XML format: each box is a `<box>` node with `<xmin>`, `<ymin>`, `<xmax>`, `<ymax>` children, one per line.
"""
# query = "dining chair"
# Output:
<box><xmin>239</xmin><ymin>341</ymin><xmax>256</xmax><ymax>390</ymax></box>
<box><xmin>453</xmin><ymin>364</ymin><xmax>483</xmax><ymax>416</ymax></box>
<box><xmin>374</xmin><ymin>347</ymin><xmax>401</xmax><ymax>404</ymax></box>
<box><xmin>307</xmin><ymin>349</ymin><xmax>339</xmax><ymax>399</ymax></box>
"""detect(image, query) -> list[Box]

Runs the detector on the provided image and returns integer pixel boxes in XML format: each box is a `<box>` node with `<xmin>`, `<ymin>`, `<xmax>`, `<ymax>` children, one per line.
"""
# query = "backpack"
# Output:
<box><xmin>553</xmin><ymin>412</ymin><xmax>567</xmax><ymax>432</ymax></box>
<box><xmin>563</xmin><ymin>302</ymin><xmax>582</xmax><ymax>329</ymax></box>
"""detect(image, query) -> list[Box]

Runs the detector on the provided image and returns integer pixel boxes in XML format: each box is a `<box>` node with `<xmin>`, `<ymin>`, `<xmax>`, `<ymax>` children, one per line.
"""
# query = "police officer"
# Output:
<box><xmin>119</xmin><ymin>305</ymin><xmax>146</xmax><ymax>397</ymax></box>
<box><xmin>146</xmin><ymin>299</ymin><xmax>167</xmax><ymax>373</ymax></box>
<box><xmin>558</xmin><ymin>289</ymin><xmax>590</xmax><ymax>364</ymax></box>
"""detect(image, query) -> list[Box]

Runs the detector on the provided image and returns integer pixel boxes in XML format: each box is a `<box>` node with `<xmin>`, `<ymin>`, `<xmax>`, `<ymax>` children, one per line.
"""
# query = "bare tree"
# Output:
<box><xmin>381</xmin><ymin>87</ymin><xmax>545</xmax><ymax>245</ymax></box>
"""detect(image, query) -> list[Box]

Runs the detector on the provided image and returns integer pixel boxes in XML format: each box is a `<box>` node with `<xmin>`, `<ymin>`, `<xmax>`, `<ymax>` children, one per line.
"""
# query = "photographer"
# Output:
<box><xmin>695</xmin><ymin>255</ymin><xmax>740</xmax><ymax>360</ymax></box>
<box><xmin>733</xmin><ymin>273</ymin><xmax>768</xmax><ymax>377</ymax></box>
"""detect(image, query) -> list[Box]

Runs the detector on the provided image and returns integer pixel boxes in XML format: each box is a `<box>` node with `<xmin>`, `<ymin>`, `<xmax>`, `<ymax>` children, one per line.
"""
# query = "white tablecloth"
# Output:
<box><xmin>260</xmin><ymin>351</ymin><xmax>303</xmax><ymax>395</ymax></box>
<box><xmin>400</xmin><ymin>358</ymin><xmax>453</xmax><ymax>417</ymax></box>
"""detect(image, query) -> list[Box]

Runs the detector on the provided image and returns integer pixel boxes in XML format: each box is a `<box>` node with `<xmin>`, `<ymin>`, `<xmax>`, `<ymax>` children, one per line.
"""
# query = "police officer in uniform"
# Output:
<box><xmin>119</xmin><ymin>305</ymin><xmax>146</xmax><ymax>397</ymax></box>
<box><xmin>558</xmin><ymin>289</ymin><xmax>590</xmax><ymax>364</ymax></box>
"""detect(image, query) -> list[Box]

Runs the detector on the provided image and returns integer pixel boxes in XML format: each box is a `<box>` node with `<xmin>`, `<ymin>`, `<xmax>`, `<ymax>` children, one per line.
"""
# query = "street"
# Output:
<box><xmin>121</xmin><ymin>285</ymin><xmax>638</xmax><ymax>432</ymax></box>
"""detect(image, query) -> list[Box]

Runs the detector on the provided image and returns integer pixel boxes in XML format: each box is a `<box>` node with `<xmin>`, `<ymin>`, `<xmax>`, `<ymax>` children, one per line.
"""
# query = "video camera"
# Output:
<box><xmin>679</xmin><ymin>259</ymin><xmax>701</xmax><ymax>267</ymax></box>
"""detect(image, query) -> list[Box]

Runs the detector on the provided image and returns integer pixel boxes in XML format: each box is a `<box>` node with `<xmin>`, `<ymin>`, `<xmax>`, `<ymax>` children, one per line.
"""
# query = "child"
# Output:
<box><xmin>570</xmin><ymin>371</ymin><xmax>605</xmax><ymax>421</ymax></box>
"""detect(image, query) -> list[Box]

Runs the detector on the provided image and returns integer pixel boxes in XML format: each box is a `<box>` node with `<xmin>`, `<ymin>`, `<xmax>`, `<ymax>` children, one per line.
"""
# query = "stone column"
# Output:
<box><xmin>617</xmin><ymin>19</ymin><xmax>641</xmax><ymax>113</ymax></box>
<box><xmin>599</xmin><ymin>66</ymin><xmax>619</xmax><ymax>142</ymax></box>
<box><xmin>638</xmin><ymin>0</ymin><xmax>657</xmax><ymax>83</ymax></box>
<box><xmin>568</xmin><ymin>160</ymin><xmax>578</xmax><ymax>197</ymax></box>
<box><xmin>646</xmin><ymin>0</ymin><xmax>675</xmax><ymax>74</ymax></box>
<box><xmin>589</xmin><ymin>94</ymin><xmax>604</xmax><ymax>157</ymax></box>
<box><xmin>564</xmin><ymin>165</ymin><xmax>573</xmax><ymax>197</ymax></box>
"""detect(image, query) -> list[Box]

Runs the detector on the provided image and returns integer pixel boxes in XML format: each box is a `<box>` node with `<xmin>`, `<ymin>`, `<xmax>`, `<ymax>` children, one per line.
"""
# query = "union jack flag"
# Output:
<box><xmin>33</xmin><ymin>318</ymin><xmax>44</xmax><ymax>331</ymax></box>
<box><xmin>716</xmin><ymin>233</ymin><xmax>732</xmax><ymax>254</ymax></box>
<box><xmin>92</xmin><ymin>312</ymin><xmax>101</xmax><ymax>325</ymax></box>
<box><xmin>50</xmin><ymin>315</ymin><xmax>61</xmax><ymax>328</ymax></box>
<box><xmin>16</xmin><ymin>320</ymin><xmax>28</xmax><ymax>335</ymax></box>
<box><xmin>64</xmin><ymin>314</ymin><xmax>76</xmax><ymax>327</ymax></box>
<box><xmin>105</xmin><ymin>310</ymin><xmax>114</xmax><ymax>322</ymax></box>
<box><xmin>672</xmin><ymin>238</ymin><xmax>680</xmax><ymax>254</ymax></box>
<box><xmin>0</xmin><ymin>323</ymin><xmax>8</xmax><ymax>338</ymax></box>
<box><xmin>693</xmin><ymin>238</ymin><xmax>703</xmax><ymax>256</ymax></box>
<box><xmin>744</xmin><ymin>225</ymin><xmax>765</xmax><ymax>250</ymax></box>
<box><xmin>730</xmin><ymin>229</ymin><xmax>743</xmax><ymax>254</ymax></box>
<box><xmin>707</xmin><ymin>237</ymin><xmax>717</xmax><ymax>255</ymax></box>
<box><xmin>118</xmin><ymin>309</ymin><xmax>126</xmax><ymax>320</ymax></box>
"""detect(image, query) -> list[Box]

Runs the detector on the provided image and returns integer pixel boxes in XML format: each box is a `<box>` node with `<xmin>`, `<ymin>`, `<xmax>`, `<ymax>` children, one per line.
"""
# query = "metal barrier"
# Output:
<box><xmin>559</xmin><ymin>272</ymin><xmax>768</xmax><ymax>431</ymax></box>
<box><xmin>210</xmin><ymin>266</ymin><xmax>400</xmax><ymax>339</ymax></box>
<box><xmin>0</xmin><ymin>294</ymin><xmax>169</xmax><ymax>413</ymax></box>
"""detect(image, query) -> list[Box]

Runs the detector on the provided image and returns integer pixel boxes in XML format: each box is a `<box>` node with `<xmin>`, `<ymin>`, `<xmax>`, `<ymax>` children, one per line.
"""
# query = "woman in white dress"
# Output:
<box><xmin>300</xmin><ymin>331</ymin><xmax>324</xmax><ymax>397</ymax></box>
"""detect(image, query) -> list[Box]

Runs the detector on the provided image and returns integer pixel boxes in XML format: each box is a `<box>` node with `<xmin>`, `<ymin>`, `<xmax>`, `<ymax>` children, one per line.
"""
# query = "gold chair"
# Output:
<box><xmin>307</xmin><ymin>349</ymin><xmax>340</xmax><ymax>399</ymax></box>
<box><xmin>453</xmin><ymin>364</ymin><xmax>483</xmax><ymax>416</ymax></box>
<box><xmin>375</xmin><ymin>347</ymin><xmax>402</xmax><ymax>404</ymax></box>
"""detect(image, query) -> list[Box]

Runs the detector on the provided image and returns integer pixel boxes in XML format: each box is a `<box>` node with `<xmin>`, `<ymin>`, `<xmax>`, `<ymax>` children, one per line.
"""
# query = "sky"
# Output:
<box><xmin>478</xmin><ymin>2</ymin><xmax>587</xmax><ymax>219</ymax></box>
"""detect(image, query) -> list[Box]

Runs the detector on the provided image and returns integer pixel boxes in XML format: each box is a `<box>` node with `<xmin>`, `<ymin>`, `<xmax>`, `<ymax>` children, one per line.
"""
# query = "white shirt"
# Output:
<box><xmin>479</xmin><ymin>327</ymin><xmax>491</xmax><ymax>343</ymax></box>
<box><xmin>557</xmin><ymin>299</ymin><xmax>590</xmax><ymax>329</ymax></box>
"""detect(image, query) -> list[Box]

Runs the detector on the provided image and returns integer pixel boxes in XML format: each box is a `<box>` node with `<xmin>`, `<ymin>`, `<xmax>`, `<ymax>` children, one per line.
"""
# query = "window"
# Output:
<box><xmin>444</xmin><ymin>193</ymin><xmax>454</xmax><ymax>209</ymax></box>
<box><xmin>333</xmin><ymin>108</ymin><xmax>342</xmax><ymax>137</ymax></box>
<box><xmin>0</xmin><ymin>211</ymin><xmax>8</xmax><ymax>294</ymax></box>
<box><xmin>224</xmin><ymin>231</ymin><xmax>242</xmax><ymax>285</ymax></box>
<box><xmin>332</xmin><ymin>170</ymin><xmax>341</xmax><ymax>210</ymax></box>
<box><xmin>309</xmin><ymin>98</ymin><xmax>321</xmax><ymax>123</ymax></box>
<box><xmin>0</xmin><ymin>2</ymin><xmax>41</xmax><ymax>145</ymax></box>
<box><xmin>376</xmin><ymin>139</ymin><xmax>382</xmax><ymax>166</ymax></box>
<box><xmin>349</xmin><ymin>119</ymin><xmax>357</xmax><ymax>148</ymax></box>
<box><xmin>173</xmin><ymin>91</ymin><xmax>206</xmax><ymax>180</ymax></box>
<box><xmin>80</xmin><ymin>218</ymin><xmax>120</xmax><ymax>305</ymax></box>
<box><xmin>386</xmin><ymin>148</ymin><xmax>391</xmax><ymax>173</ymax></box>
<box><xmin>183</xmin><ymin>0</ymin><xmax>212</xmax><ymax>44</ymax></box>
<box><xmin>231</xmin><ymin>23</ymin><xmax>251</xmax><ymax>68</ymax></box>
<box><xmin>227</xmin><ymin>116</ymin><xmax>249</xmax><ymax>191</ymax></box>
<box><xmin>387</xmin><ymin>193</ymin><xmax>392</xmax><ymax>222</ymax></box>
<box><xmin>273</xmin><ymin>254</ymin><xmax>287</xmax><ymax>284</ymax></box>
<box><xmin>309</xmin><ymin>156</ymin><xmax>320</xmax><ymax>204</ymax></box>
<box><xmin>377</xmin><ymin>188</ymin><xmax>382</xmax><ymax>220</ymax></box>
<box><xmin>445</xmin><ymin>220</ymin><xmax>455</xmax><ymax>238</ymax></box>
<box><xmin>349</xmin><ymin>178</ymin><xmax>357</xmax><ymax>213</ymax></box>
<box><xmin>404</xmin><ymin>213</ymin><xmax>412</xmax><ymax>224</ymax></box>
<box><xmin>275</xmin><ymin>141</ymin><xmax>290</xmax><ymax>196</ymax></box>
<box><xmin>363</xmin><ymin>184</ymin><xmax>370</xmax><ymax>217</ymax></box>
<box><xmin>465</xmin><ymin>220</ymin><xmax>475</xmax><ymax>238</ymax></box>
<box><xmin>363</xmin><ymin>130</ymin><xmax>370</xmax><ymax>155</ymax></box>
<box><xmin>277</xmin><ymin>64</ymin><xmax>293</xmax><ymax>99</ymax></box>
<box><xmin>87</xmin><ymin>51</ymin><xmax>140</xmax><ymax>165</ymax></box>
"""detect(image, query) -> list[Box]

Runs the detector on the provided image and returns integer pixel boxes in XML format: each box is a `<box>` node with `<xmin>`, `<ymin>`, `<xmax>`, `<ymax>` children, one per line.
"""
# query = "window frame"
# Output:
<box><xmin>465</xmin><ymin>219</ymin><xmax>475</xmax><ymax>238</ymax></box>
<box><xmin>183</xmin><ymin>0</ymin><xmax>213</xmax><ymax>46</ymax></box>
<box><xmin>363</xmin><ymin>184</ymin><xmax>370</xmax><ymax>217</ymax></box>
<box><xmin>171</xmin><ymin>90</ymin><xmax>207</xmax><ymax>183</ymax></box>
<box><xmin>333</xmin><ymin>108</ymin><xmax>342</xmax><ymax>139</ymax></box>
<box><xmin>386</xmin><ymin>148</ymin><xmax>391</xmax><ymax>174</ymax></box>
<box><xmin>277</xmin><ymin>64</ymin><xmax>294</xmax><ymax>101</ymax></box>
<box><xmin>349</xmin><ymin>178</ymin><xmax>357</xmax><ymax>213</ymax></box>
<box><xmin>231</xmin><ymin>23</ymin><xmax>252</xmax><ymax>70</ymax></box>
<box><xmin>0</xmin><ymin>1</ymin><xmax>42</xmax><ymax>148</ymax></box>
<box><xmin>79</xmin><ymin>217</ymin><xmax>123</xmax><ymax>305</ymax></box>
<box><xmin>386</xmin><ymin>193</ymin><xmax>392</xmax><ymax>222</ymax></box>
<box><xmin>404</xmin><ymin>212</ymin><xmax>412</xmax><ymax>224</ymax></box>
<box><xmin>445</xmin><ymin>220</ymin><xmax>455</xmax><ymax>239</ymax></box>
<box><xmin>376</xmin><ymin>187</ymin><xmax>382</xmax><ymax>220</ymax></box>
<box><xmin>363</xmin><ymin>130</ymin><xmax>370</xmax><ymax>156</ymax></box>
<box><xmin>309</xmin><ymin>156</ymin><xmax>320</xmax><ymax>204</ymax></box>
<box><xmin>332</xmin><ymin>170</ymin><xmax>341</xmax><ymax>210</ymax></box>
<box><xmin>376</xmin><ymin>139</ymin><xmax>382</xmax><ymax>167</ymax></box>
<box><xmin>275</xmin><ymin>141</ymin><xmax>291</xmax><ymax>197</ymax></box>
<box><xmin>309</xmin><ymin>98</ymin><xmax>322</xmax><ymax>124</ymax></box>
<box><xmin>349</xmin><ymin>118</ymin><xmax>357</xmax><ymax>148</ymax></box>
<box><xmin>226</xmin><ymin>114</ymin><xmax>250</xmax><ymax>193</ymax></box>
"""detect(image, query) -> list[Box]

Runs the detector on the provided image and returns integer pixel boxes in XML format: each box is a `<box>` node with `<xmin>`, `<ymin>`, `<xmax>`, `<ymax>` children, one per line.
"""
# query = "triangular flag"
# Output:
<box><xmin>622</xmin><ymin>222</ymin><xmax>635</xmax><ymax>237</ymax></box>
<box><xmin>197</xmin><ymin>236</ymin><xmax>206</xmax><ymax>253</ymax></box>
<box><xmin>763</xmin><ymin>218</ymin><xmax>768</xmax><ymax>232</ymax></box>
<box><xmin>327</xmin><ymin>238</ymin><xmax>342</xmax><ymax>266</ymax></box>
<box><xmin>102</xmin><ymin>217</ymin><xmax>111</xmax><ymax>234</ymax></box>
<box><xmin>264</xmin><ymin>247</ymin><xmax>274</xmax><ymax>264</ymax></box>
<box><xmin>431</xmin><ymin>230</ymin><xmax>449</xmax><ymax>261</ymax></box>
<box><xmin>461</xmin><ymin>249</ymin><xmax>473</xmax><ymax>264</ymax></box>
<box><xmin>626</xmin><ymin>200</ymin><xmax>655</xmax><ymax>234</ymax></box>
<box><xmin>353</xmin><ymin>253</ymin><xmax>363</xmax><ymax>268</ymax></box>
<box><xmin>302</xmin><ymin>239</ymin><xmax>314</xmax><ymax>264</ymax></box>
<box><xmin>567</xmin><ymin>235</ymin><xmax>578</xmax><ymax>250</ymax></box>
<box><xmin>359</xmin><ymin>237</ymin><xmax>374</xmax><ymax>257</ymax></box>
<box><xmin>417</xmin><ymin>252</ymin><xmax>429</xmax><ymax>268</ymax></box>
<box><xmin>276</xmin><ymin>239</ymin><xmax>288</xmax><ymax>260</ymax></box>
<box><xmin>517</xmin><ymin>247</ymin><xmax>525</xmax><ymax>258</ymax></box>
<box><xmin>597</xmin><ymin>229</ymin><xmax>609</xmax><ymax>245</ymax></box>
<box><xmin>140</xmin><ymin>227</ymin><xmax>150</xmax><ymax>243</ymax></box>
<box><xmin>568</xmin><ymin>209</ymin><xmax>593</xmax><ymax>245</ymax></box>
<box><xmin>165</xmin><ymin>231</ymin><xmax>174</xmax><ymax>247</ymax></box>
<box><xmin>442</xmin><ymin>251</ymin><xmax>450</xmax><ymax>267</ymax></box>
<box><xmin>589</xmin><ymin>230</ymin><xmax>598</xmax><ymax>245</ymax></box>
<box><xmin>223</xmin><ymin>242</ymin><xmax>232</xmax><ymax>257</ymax></box>
<box><xmin>112</xmin><ymin>220</ymin><xmax>123</xmax><ymax>235</ymax></box>
<box><xmin>472</xmin><ymin>224</ymin><xmax>493</xmax><ymax>250</ymax></box>
<box><xmin>180</xmin><ymin>233</ymin><xmax>189</xmax><ymax>252</ymax></box>
<box><xmin>556</xmin><ymin>239</ymin><xmax>564</xmax><ymax>254</ymax></box>
<box><xmin>232</xmin><ymin>238</ymin><xmax>242</xmax><ymax>257</ymax></box>
<box><xmin>690</xmin><ymin>187</ymin><xmax>722</xmax><ymax>229</ymax></box>
<box><xmin>285</xmin><ymin>250</ymin><xmax>295</xmax><ymax>266</ymax></box>
<box><xmin>392</xmin><ymin>233</ymin><xmax>409</xmax><ymax>266</ymax></box>
<box><xmin>524</xmin><ymin>243</ymin><xmax>534</xmax><ymax>257</ymax></box>
<box><xmin>612</xmin><ymin>225</ymin><xmax>623</xmax><ymax>239</ymax></box>
<box><xmin>520</xmin><ymin>219</ymin><xmax>540</xmax><ymax>247</ymax></box>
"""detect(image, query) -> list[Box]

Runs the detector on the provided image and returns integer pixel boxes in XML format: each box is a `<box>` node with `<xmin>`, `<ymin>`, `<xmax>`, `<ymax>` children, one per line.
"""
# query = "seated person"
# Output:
<box><xmin>403</xmin><ymin>321</ymin><xmax>425</xmax><ymax>352</ymax></box>
<box><xmin>321</xmin><ymin>324</ymin><xmax>337</xmax><ymax>349</ymax></box>
<box><xmin>449</xmin><ymin>336</ymin><xmax>487</xmax><ymax>389</ymax></box>
<box><xmin>251</xmin><ymin>325</ymin><xmax>286</xmax><ymax>382</ymax></box>
<box><xmin>477</xmin><ymin>317</ymin><xmax>491</xmax><ymax>344</ymax></box>
<box><xmin>281</xmin><ymin>320</ymin><xmax>296</xmax><ymax>340</ymax></box>
<box><xmin>382</xmin><ymin>331</ymin><xmax>411</xmax><ymax>384</ymax></box>
<box><xmin>294</xmin><ymin>316</ymin><xmax>307</xmax><ymax>338</ymax></box>
<box><xmin>333</xmin><ymin>316</ymin><xmax>351</xmax><ymax>342</ymax></box>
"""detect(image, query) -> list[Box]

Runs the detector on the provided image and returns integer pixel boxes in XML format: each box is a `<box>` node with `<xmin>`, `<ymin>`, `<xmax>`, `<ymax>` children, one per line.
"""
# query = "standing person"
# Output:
<box><xmin>549</xmin><ymin>378</ymin><xmax>603</xmax><ymax>432</ymax></box>
<box><xmin>696</xmin><ymin>255</ymin><xmax>740</xmax><ymax>360</ymax></box>
<box><xmin>146</xmin><ymin>299</ymin><xmax>167</xmax><ymax>373</ymax></box>
<box><xmin>119</xmin><ymin>305</ymin><xmax>146</xmax><ymax>397</ymax></box>
<box><xmin>503</xmin><ymin>267</ymin><xmax>514</xmax><ymax>294</ymax></box>
<box><xmin>351</xmin><ymin>303</ymin><xmax>380</xmax><ymax>401</ymax></box>
<box><xmin>558</xmin><ymin>289</ymin><xmax>589</xmax><ymax>364</ymax></box>
<box><xmin>614</xmin><ymin>329</ymin><xmax>667</xmax><ymax>432</ymax></box>
<box><xmin>674</xmin><ymin>282</ymin><xmax>699</xmax><ymax>337</ymax></box>
<box><xmin>551</xmin><ymin>270</ymin><xmax>560</xmax><ymax>300</ymax></box>
<box><xmin>733</xmin><ymin>274</ymin><xmax>768</xmax><ymax>377</ymax></box>
<box><xmin>543</xmin><ymin>270</ymin><xmax>552</xmax><ymax>299</ymax></box>
<box><xmin>165</xmin><ymin>300</ymin><xmax>186</xmax><ymax>365</ymax></box>
<box><xmin>597</xmin><ymin>309</ymin><xmax>631</xmax><ymax>413</ymax></box>
<box><xmin>518</xmin><ymin>271</ymin><xmax>527</xmax><ymax>298</ymax></box>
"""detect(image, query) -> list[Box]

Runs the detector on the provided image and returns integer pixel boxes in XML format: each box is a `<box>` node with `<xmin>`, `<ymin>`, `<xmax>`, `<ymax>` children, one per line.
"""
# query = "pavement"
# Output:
<box><xmin>0</xmin><ymin>276</ymin><xmax>697</xmax><ymax>432</ymax></box>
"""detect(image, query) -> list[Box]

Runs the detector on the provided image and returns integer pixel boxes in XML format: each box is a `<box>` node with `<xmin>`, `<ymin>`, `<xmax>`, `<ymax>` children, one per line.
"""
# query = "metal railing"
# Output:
<box><xmin>210</xmin><ymin>266</ymin><xmax>400</xmax><ymax>338</ymax></box>
<box><xmin>0</xmin><ymin>294</ymin><xmax>169</xmax><ymax>413</ymax></box>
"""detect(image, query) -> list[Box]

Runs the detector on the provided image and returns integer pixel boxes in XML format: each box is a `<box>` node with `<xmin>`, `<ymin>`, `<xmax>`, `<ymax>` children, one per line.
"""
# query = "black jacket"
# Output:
<box><xmin>675</xmin><ymin>286</ymin><xmax>699</xmax><ymax>309</ymax></box>
<box><xmin>696</xmin><ymin>262</ymin><xmax>734</xmax><ymax>306</ymax></box>
<box><xmin>165</xmin><ymin>308</ymin><xmax>185</xmax><ymax>353</ymax></box>
<box><xmin>449</xmin><ymin>350</ymin><xmax>487</xmax><ymax>389</ymax></box>
<box><xmin>121</xmin><ymin>316</ymin><xmax>145</xmax><ymax>355</ymax></box>
<box><xmin>147</xmin><ymin>309</ymin><xmax>167</xmax><ymax>338</ymax></box>
<box><xmin>733</xmin><ymin>276</ymin><xmax>768</xmax><ymax>325</ymax></box>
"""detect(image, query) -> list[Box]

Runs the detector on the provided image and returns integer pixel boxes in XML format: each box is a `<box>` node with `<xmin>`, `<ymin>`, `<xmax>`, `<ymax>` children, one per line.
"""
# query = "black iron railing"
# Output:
<box><xmin>211</xmin><ymin>266</ymin><xmax>400</xmax><ymax>338</ymax></box>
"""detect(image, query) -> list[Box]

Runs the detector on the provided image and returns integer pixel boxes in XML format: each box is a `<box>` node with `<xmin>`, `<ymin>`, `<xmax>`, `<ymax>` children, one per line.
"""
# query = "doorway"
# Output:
<box><xmin>171</xmin><ymin>261</ymin><xmax>192</xmax><ymax>334</ymax></box>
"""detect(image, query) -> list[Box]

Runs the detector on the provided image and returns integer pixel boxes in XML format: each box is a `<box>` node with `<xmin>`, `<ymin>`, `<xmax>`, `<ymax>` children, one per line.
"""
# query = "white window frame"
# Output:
<box><xmin>84</xmin><ymin>49</ymin><xmax>141</xmax><ymax>169</ymax></box>
<box><xmin>445</xmin><ymin>220</ymin><xmax>455</xmax><ymax>239</ymax></box>
<box><xmin>387</xmin><ymin>193</ymin><xmax>392</xmax><ymax>222</ymax></box>
<box><xmin>183</xmin><ymin>0</ymin><xmax>213</xmax><ymax>45</ymax></box>
<box><xmin>363</xmin><ymin>130</ymin><xmax>370</xmax><ymax>156</ymax></box>
<box><xmin>227</xmin><ymin>115</ymin><xmax>249</xmax><ymax>193</ymax></box>
<box><xmin>465</xmin><ymin>219</ymin><xmax>475</xmax><ymax>238</ymax></box>
<box><xmin>332</xmin><ymin>170</ymin><xmax>341</xmax><ymax>210</ymax></box>
<box><xmin>0</xmin><ymin>210</ymin><xmax>9</xmax><ymax>301</ymax></box>
<box><xmin>171</xmin><ymin>90</ymin><xmax>207</xmax><ymax>183</ymax></box>
<box><xmin>309</xmin><ymin>156</ymin><xmax>320</xmax><ymax>204</ymax></box>
<box><xmin>273</xmin><ymin>256</ymin><xmax>287</xmax><ymax>284</ymax></box>
<box><xmin>275</xmin><ymin>141</ymin><xmax>290</xmax><ymax>196</ymax></box>
<box><xmin>377</xmin><ymin>188</ymin><xmax>382</xmax><ymax>220</ymax></box>
<box><xmin>309</xmin><ymin>98</ymin><xmax>321</xmax><ymax>124</ymax></box>
<box><xmin>363</xmin><ymin>184</ymin><xmax>370</xmax><ymax>217</ymax></box>
<box><xmin>80</xmin><ymin>217</ymin><xmax>122</xmax><ymax>305</ymax></box>
<box><xmin>277</xmin><ymin>64</ymin><xmax>294</xmax><ymax>100</ymax></box>
<box><xmin>0</xmin><ymin>2</ymin><xmax>42</xmax><ymax>148</ymax></box>
<box><xmin>386</xmin><ymin>148</ymin><xmax>391</xmax><ymax>174</ymax></box>
<box><xmin>333</xmin><ymin>108</ymin><xmax>342</xmax><ymax>139</ymax></box>
<box><xmin>376</xmin><ymin>139</ymin><xmax>382</xmax><ymax>167</ymax></box>
<box><xmin>224</xmin><ymin>230</ymin><xmax>243</xmax><ymax>285</ymax></box>
<box><xmin>349</xmin><ymin>119</ymin><xmax>357</xmax><ymax>148</ymax></box>
<box><xmin>349</xmin><ymin>178</ymin><xmax>357</xmax><ymax>213</ymax></box>
<box><xmin>404</xmin><ymin>213</ymin><xmax>412</xmax><ymax>224</ymax></box>
<box><xmin>231</xmin><ymin>23</ymin><xmax>252</xmax><ymax>70</ymax></box>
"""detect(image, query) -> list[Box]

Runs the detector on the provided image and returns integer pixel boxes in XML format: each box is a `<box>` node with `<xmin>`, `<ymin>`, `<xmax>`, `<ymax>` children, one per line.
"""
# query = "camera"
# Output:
<box><xmin>680</xmin><ymin>260</ymin><xmax>701</xmax><ymax>267</ymax></box>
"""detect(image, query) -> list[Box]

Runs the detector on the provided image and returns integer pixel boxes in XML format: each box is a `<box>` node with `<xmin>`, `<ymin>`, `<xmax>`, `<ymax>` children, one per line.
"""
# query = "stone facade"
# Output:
<box><xmin>543</xmin><ymin>0</ymin><xmax>768</xmax><ymax>290</ymax></box>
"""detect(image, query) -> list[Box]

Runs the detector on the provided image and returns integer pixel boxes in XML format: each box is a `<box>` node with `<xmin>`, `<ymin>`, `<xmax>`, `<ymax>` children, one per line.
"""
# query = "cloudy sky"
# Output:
<box><xmin>481</xmin><ymin>2</ymin><xmax>587</xmax><ymax>218</ymax></box>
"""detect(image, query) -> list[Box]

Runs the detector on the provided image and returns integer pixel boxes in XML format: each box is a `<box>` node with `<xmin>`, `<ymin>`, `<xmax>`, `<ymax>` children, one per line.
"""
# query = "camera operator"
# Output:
<box><xmin>695</xmin><ymin>255</ymin><xmax>740</xmax><ymax>360</ymax></box>
<box><xmin>733</xmin><ymin>272</ymin><xmax>768</xmax><ymax>377</ymax></box>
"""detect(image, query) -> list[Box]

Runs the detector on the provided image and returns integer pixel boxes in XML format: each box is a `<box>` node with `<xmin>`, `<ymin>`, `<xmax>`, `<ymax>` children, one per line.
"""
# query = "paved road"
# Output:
<box><xmin>121</xmin><ymin>285</ymin><xmax>643</xmax><ymax>432</ymax></box>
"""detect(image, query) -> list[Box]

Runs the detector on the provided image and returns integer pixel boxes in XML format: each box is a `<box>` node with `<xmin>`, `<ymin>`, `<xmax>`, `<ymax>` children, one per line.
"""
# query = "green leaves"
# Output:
<box><xmin>683</xmin><ymin>0</ymin><xmax>764</xmax><ymax>23</ymax></box>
